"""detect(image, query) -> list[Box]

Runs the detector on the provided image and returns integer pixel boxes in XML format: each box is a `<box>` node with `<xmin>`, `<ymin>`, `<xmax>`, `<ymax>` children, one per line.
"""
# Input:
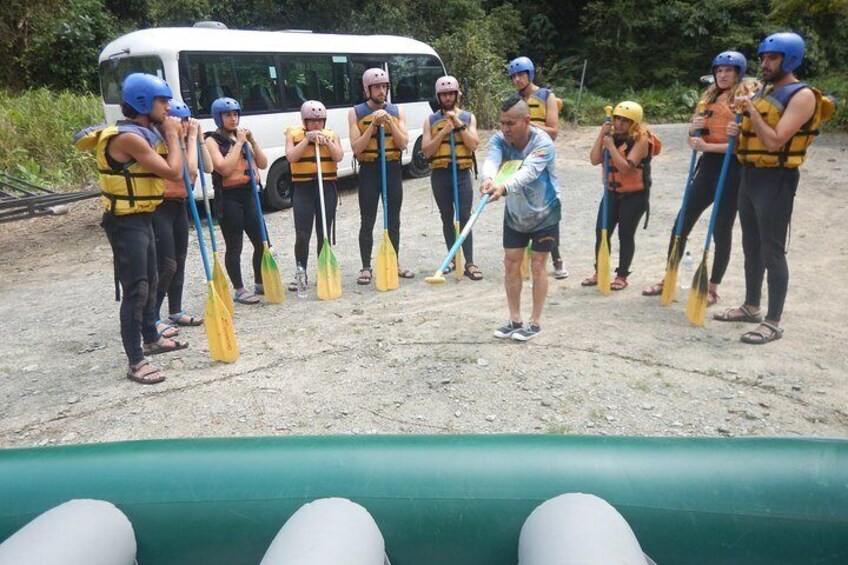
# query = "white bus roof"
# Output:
<box><xmin>99</xmin><ymin>28</ymin><xmax>440</xmax><ymax>62</ymax></box>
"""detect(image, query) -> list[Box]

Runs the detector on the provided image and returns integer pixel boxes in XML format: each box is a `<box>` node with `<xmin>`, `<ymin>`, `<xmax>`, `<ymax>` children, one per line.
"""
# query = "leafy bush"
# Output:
<box><xmin>0</xmin><ymin>89</ymin><xmax>103</xmax><ymax>187</ymax></box>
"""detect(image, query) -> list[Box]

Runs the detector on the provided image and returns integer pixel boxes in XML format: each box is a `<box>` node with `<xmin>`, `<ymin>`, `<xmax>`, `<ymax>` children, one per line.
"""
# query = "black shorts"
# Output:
<box><xmin>503</xmin><ymin>221</ymin><xmax>559</xmax><ymax>252</ymax></box>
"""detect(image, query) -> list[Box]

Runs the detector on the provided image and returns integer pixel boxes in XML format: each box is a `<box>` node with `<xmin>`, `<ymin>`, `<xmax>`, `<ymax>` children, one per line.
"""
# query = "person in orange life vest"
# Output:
<box><xmin>204</xmin><ymin>97</ymin><xmax>269</xmax><ymax>305</ymax></box>
<box><xmin>348</xmin><ymin>68</ymin><xmax>413</xmax><ymax>285</ymax></box>
<box><xmin>420</xmin><ymin>75</ymin><xmax>482</xmax><ymax>280</ymax></box>
<box><xmin>642</xmin><ymin>51</ymin><xmax>755</xmax><ymax>306</ymax></box>
<box><xmin>508</xmin><ymin>56</ymin><xmax>568</xmax><ymax>279</ymax></box>
<box><xmin>152</xmin><ymin>99</ymin><xmax>212</xmax><ymax>339</ymax></box>
<box><xmin>94</xmin><ymin>74</ymin><xmax>186</xmax><ymax>384</ymax></box>
<box><xmin>718</xmin><ymin>32</ymin><xmax>831</xmax><ymax>344</ymax></box>
<box><xmin>582</xmin><ymin>101</ymin><xmax>655</xmax><ymax>291</ymax></box>
<box><xmin>285</xmin><ymin>100</ymin><xmax>344</xmax><ymax>290</ymax></box>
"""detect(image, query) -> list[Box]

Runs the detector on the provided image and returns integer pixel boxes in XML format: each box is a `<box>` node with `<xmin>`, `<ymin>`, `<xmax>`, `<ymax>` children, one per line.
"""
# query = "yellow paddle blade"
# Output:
<box><xmin>520</xmin><ymin>242</ymin><xmax>531</xmax><ymax>279</ymax></box>
<box><xmin>212</xmin><ymin>252</ymin><xmax>234</xmax><ymax>316</ymax></box>
<box><xmin>597</xmin><ymin>230</ymin><xmax>611</xmax><ymax>295</ymax></box>
<box><xmin>454</xmin><ymin>222</ymin><xmax>463</xmax><ymax>280</ymax></box>
<box><xmin>685</xmin><ymin>252</ymin><xmax>710</xmax><ymax>326</ymax></box>
<box><xmin>317</xmin><ymin>238</ymin><xmax>342</xmax><ymax>300</ymax></box>
<box><xmin>204</xmin><ymin>282</ymin><xmax>239</xmax><ymax>363</ymax></box>
<box><xmin>425</xmin><ymin>272</ymin><xmax>446</xmax><ymax>285</ymax></box>
<box><xmin>375</xmin><ymin>230</ymin><xmax>399</xmax><ymax>292</ymax></box>
<box><xmin>661</xmin><ymin>237</ymin><xmax>681</xmax><ymax>306</ymax></box>
<box><xmin>260</xmin><ymin>243</ymin><xmax>286</xmax><ymax>304</ymax></box>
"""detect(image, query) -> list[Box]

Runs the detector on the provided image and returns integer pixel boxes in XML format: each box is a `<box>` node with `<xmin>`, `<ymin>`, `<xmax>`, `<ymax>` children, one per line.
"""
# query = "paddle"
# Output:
<box><xmin>374</xmin><ymin>125</ymin><xmax>399</xmax><ymax>291</ymax></box>
<box><xmin>597</xmin><ymin>105</ymin><xmax>613</xmax><ymax>295</ymax></box>
<box><xmin>662</xmin><ymin>101</ymin><xmax>707</xmax><ymax>306</ymax></box>
<box><xmin>685</xmin><ymin>112</ymin><xmax>743</xmax><ymax>326</ymax></box>
<box><xmin>449</xmin><ymin>131</ymin><xmax>463</xmax><ymax>280</ymax></box>
<box><xmin>245</xmin><ymin>144</ymin><xmax>285</xmax><ymax>304</ymax></box>
<box><xmin>180</xmin><ymin>151</ymin><xmax>239</xmax><ymax>363</ymax></box>
<box><xmin>196</xmin><ymin>136</ymin><xmax>234</xmax><ymax>316</ymax></box>
<box><xmin>426</xmin><ymin>160</ymin><xmax>522</xmax><ymax>285</ymax></box>
<box><xmin>315</xmin><ymin>142</ymin><xmax>342</xmax><ymax>300</ymax></box>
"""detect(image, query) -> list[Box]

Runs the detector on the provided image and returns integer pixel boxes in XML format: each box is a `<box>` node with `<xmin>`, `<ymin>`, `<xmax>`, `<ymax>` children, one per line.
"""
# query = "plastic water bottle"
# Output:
<box><xmin>296</xmin><ymin>265</ymin><xmax>308</xmax><ymax>298</ymax></box>
<box><xmin>680</xmin><ymin>251</ymin><xmax>694</xmax><ymax>290</ymax></box>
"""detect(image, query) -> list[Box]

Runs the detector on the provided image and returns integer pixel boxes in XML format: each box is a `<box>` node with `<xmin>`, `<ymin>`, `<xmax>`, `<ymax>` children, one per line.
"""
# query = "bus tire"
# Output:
<box><xmin>264</xmin><ymin>159</ymin><xmax>293</xmax><ymax>211</ymax></box>
<box><xmin>405</xmin><ymin>136</ymin><xmax>431</xmax><ymax>178</ymax></box>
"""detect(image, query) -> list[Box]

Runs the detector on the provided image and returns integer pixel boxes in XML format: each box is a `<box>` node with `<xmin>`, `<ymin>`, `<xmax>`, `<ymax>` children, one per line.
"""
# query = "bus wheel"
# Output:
<box><xmin>405</xmin><ymin>136</ymin><xmax>431</xmax><ymax>178</ymax></box>
<box><xmin>264</xmin><ymin>159</ymin><xmax>293</xmax><ymax>211</ymax></box>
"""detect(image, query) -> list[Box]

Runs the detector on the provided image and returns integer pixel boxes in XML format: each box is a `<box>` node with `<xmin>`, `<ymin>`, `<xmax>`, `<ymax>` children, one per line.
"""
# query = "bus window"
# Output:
<box><xmin>278</xmin><ymin>55</ymin><xmax>352</xmax><ymax>110</ymax></box>
<box><xmin>389</xmin><ymin>55</ymin><xmax>444</xmax><ymax>104</ymax></box>
<box><xmin>186</xmin><ymin>53</ymin><xmax>280</xmax><ymax>116</ymax></box>
<box><xmin>99</xmin><ymin>56</ymin><xmax>165</xmax><ymax>105</ymax></box>
<box><xmin>350</xmin><ymin>56</ymin><xmax>387</xmax><ymax>103</ymax></box>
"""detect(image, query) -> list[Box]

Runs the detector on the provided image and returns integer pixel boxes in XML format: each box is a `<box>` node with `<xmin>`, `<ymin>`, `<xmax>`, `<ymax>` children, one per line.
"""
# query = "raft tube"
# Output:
<box><xmin>0</xmin><ymin>435</ymin><xmax>846</xmax><ymax>564</ymax></box>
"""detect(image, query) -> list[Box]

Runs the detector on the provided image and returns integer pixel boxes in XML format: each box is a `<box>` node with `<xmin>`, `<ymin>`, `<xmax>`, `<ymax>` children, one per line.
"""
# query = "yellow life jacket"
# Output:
<box><xmin>737</xmin><ymin>83</ymin><xmax>835</xmax><ymax>168</ymax></box>
<box><xmin>207</xmin><ymin>131</ymin><xmax>261</xmax><ymax>190</ymax></box>
<box><xmin>524</xmin><ymin>87</ymin><xmax>563</xmax><ymax>127</ymax></box>
<box><xmin>73</xmin><ymin>121</ymin><xmax>166</xmax><ymax>215</ymax></box>
<box><xmin>286</xmin><ymin>126</ymin><xmax>338</xmax><ymax>182</ymax></box>
<box><xmin>354</xmin><ymin>102</ymin><xmax>402</xmax><ymax>162</ymax></box>
<box><xmin>428</xmin><ymin>110</ymin><xmax>474</xmax><ymax>170</ymax></box>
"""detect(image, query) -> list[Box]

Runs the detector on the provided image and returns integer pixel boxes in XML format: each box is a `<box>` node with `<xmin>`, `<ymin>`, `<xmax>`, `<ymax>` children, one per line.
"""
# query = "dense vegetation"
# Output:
<box><xmin>1</xmin><ymin>0</ymin><xmax>846</xmax><ymax>185</ymax></box>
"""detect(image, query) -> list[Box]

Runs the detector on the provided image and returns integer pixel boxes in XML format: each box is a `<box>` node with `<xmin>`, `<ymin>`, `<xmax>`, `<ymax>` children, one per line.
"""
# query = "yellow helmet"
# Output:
<box><xmin>612</xmin><ymin>101</ymin><xmax>643</xmax><ymax>133</ymax></box>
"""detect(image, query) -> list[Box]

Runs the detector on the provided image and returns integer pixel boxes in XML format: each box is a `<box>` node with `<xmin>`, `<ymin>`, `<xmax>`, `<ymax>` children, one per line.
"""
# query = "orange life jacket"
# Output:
<box><xmin>207</xmin><ymin>130</ymin><xmax>260</xmax><ymax>190</ymax></box>
<box><xmin>701</xmin><ymin>97</ymin><xmax>734</xmax><ymax>144</ymax></box>
<box><xmin>607</xmin><ymin>131</ymin><xmax>662</xmax><ymax>193</ymax></box>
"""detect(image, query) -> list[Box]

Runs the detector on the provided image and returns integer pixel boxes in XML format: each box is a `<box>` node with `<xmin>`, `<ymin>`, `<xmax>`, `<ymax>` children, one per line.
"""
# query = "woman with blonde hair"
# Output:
<box><xmin>642</xmin><ymin>51</ymin><xmax>753</xmax><ymax>305</ymax></box>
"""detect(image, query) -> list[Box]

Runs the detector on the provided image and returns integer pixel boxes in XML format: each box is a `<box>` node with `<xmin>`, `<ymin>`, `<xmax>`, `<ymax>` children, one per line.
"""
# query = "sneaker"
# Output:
<box><xmin>553</xmin><ymin>260</ymin><xmax>569</xmax><ymax>280</ymax></box>
<box><xmin>494</xmin><ymin>320</ymin><xmax>523</xmax><ymax>339</ymax></box>
<box><xmin>512</xmin><ymin>323</ymin><xmax>541</xmax><ymax>341</ymax></box>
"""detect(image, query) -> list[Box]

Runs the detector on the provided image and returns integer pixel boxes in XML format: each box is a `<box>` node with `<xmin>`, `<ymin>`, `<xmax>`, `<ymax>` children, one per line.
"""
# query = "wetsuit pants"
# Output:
<box><xmin>738</xmin><ymin>165</ymin><xmax>799</xmax><ymax>322</ymax></box>
<box><xmin>593</xmin><ymin>191</ymin><xmax>647</xmax><ymax>277</ymax></box>
<box><xmin>219</xmin><ymin>185</ymin><xmax>264</xmax><ymax>290</ymax></box>
<box><xmin>292</xmin><ymin>179</ymin><xmax>338</xmax><ymax>270</ymax></box>
<box><xmin>431</xmin><ymin>167</ymin><xmax>474</xmax><ymax>265</ymax></box>
<box><xmin>152</xmin><ymin>199</ymin><xmax>189</xmax><ymax>319</ymax></box>
<box><xmin>358</xmin><ymin>160</ymin><xmax>402</xmax><ymax>269</ymax></box>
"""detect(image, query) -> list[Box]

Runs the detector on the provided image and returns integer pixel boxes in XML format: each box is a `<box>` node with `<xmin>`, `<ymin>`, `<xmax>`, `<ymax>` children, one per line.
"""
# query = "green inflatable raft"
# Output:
<box><xmin>0</xmin><ymin>435</ymin><xmax>846</xmax><ymax>564</ymax></box>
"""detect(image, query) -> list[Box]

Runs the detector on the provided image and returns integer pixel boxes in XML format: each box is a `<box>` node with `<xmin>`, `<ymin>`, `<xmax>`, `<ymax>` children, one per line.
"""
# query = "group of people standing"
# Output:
<box><xmin>79</xmin><ymin>31</ymin><xmax>831</xmax><ymax>384</ymax></box>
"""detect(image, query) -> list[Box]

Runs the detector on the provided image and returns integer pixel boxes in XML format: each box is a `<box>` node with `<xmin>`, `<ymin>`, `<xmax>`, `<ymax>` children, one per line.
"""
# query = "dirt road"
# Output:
<box><xmin>1</xmin><ymin>124</ymin><xmax>846</xmax><ymax>448</ymax></box>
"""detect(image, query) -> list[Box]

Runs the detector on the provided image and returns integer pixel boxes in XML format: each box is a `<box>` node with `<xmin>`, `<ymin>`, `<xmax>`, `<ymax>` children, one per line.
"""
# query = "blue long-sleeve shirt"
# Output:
<box><xmin>481</xmin><ymin>127</ymin><xmax>561</xmax><ymax>233</ymax></box>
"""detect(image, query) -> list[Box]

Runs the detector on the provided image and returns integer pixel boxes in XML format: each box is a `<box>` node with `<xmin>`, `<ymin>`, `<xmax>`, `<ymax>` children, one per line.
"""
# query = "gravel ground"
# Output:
<box><xmin>1</xmin><ymin>123</ymin><xmax>846</xmax><ymax>448</ymax></box>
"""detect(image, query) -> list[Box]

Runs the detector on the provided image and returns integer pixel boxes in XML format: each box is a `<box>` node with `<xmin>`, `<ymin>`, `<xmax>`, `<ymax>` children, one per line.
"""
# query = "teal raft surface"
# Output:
<box><xmin>1</xmin><ymin>435</ymin><xmax>847</xmax><ymax>564</ymax></box>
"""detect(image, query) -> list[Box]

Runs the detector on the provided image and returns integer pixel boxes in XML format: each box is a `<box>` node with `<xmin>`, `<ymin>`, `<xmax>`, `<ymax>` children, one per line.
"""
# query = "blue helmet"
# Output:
<box><xmin>758</xmin><ymin>32</ymin><xmax>805</xmax><ymax>73</ymax></box>
<box><xmin>121</xmin><ymin>73</ymin><xmax>173</xmax><ymax>114</ymax></box>
<box><xmin>167</xmin><ymin>99</ymin><xmax>192</xmax><ymax>119</ymax></box>
<box><xmin>211</xmin><ymin>97</ymin><xmax>241</xmax><ymax>127</ymax></box>
<box><xmin>508</xmin><ymin>56</ymin><xmax>535</xmax><ymax>82</ymax></box>
<box><xmin>711</xmin><ymin>51</ymin><xmax>747</xmax><ymax>78</ymax></box>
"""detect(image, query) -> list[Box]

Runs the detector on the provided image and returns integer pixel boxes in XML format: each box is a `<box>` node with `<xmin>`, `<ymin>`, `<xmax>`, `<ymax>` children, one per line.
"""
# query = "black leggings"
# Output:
<box><xmin>738</xmin><ymin>165</ymin><xmax>799</xmax><ymax>322</ymax></box>
<box><xmin>153</xmin><ymin>199</ymin><xmax>189</xmax><ymax>319</ymax></box>
<box><xmin>101</xmin><ymin>212</ymin><xmax>159</xmax><ymax>365</ymax></box>
<box><xmin>219</xmin><ymin>185</ymin><xmax>264</xmax><ymax>289</ymax></box>
<box><xmin>431</xmin><ymin>167</ymin><xmax>474</xmax><ymax>265</ymax></box>
<box><xmin>293</xmin><ymin>180</ymin><xmax>338</xmax><ymax>270</ymax></box>
<box><xmin>666</xmin><ymin>153</ymin><xmax>740</xmax><ymax>284</ymax></box>
<box><xmin>594</xmin><ymin>191</ymin><xmax>647</xmax><ymax>277</ymax></box>
<box><xmin>358</xmin><ymin>160</ymin><xmax>403</xmax><ymax>268</ymax></box>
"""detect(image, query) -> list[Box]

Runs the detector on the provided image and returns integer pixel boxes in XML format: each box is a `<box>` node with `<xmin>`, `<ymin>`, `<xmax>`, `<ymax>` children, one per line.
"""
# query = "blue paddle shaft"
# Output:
<box><xmin>195</xmin><ymin>136</ymin><xmax>218</xmax><ymax>252</ymax></box>
<box><xmin>449</xmin><ymin>131</ymin><xmax>460</xmax><ymax>222</ymax></box>
<box><xmin>379</xmin><ymin>125</ymin><xmax>389</xmax><ymax>229</ymax></box>
<box><xmin>244</xmin><ymin>144</ymin><xmax>270</xmax><ymax>245</ymax></box>
<box><xmin>436</xmin><ymin>194</ymin><xmax>490</xmax><ymax>274</ymax></box>
<box><xmin>702</xmin><ymin>113</ymin><xmax>743</xmax><ymax>252</ymax></box>
<box><xmin>180</xmin><ymin>148</ymin><xmax>213</xmax><ymax>282</ymax></box>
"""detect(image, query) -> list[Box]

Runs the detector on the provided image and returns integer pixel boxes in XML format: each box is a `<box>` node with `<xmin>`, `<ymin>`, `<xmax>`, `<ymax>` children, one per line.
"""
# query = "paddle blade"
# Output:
<box><xmin>425</xmin><ymin>272</ymin><xmax>446</xmax><ymax>285</ymax></box>
<box><xmin>317</xmin><ymin>239</ymin><xmax>342</xmax><ymax>300</ymax></box>
<box><xmin>212</xmin><ymin>252</ymin><xmax>234</xmax><ymax>316</ymax></box>
<box><xmin>454</xmin><ymin>222</ymin><xmax>463</xmax><ymax>280</ymax></box>
<box><xmin>520</xmin><ymin>242</ymin><xmax>531</xmax><ymax>279</ymax></box>
<box><xmin>204</xmin><ymin>283</ymin><xmax>239</xmax><ymax>363</ymax></box>
<box><xmin>661</xmin><ymin>237</ymin><xmax>681</xmax><ymax>306</ymax></box>
<box><xmin>375</xmin><ymin>230</ymin><xmax>399</xmax><ymax>291</ymax></box>
<box><xmin>597</xmin><ymin>230</ymin><xmax>611</xmax><ymax>295</ymax></box>
<box><xmin>261</xmin><ymin>243</ymin><xmax>286</xmax><ymax>304</ymax></box>
<box><xmin>685</xmin><ymin>252</ymin><xmax>710</xmax><ymax>326</ymax></box>
<box><xmin>495</xmin><ymin>159</ymin><xmax>523</xmax><ymax>184</ymax></box>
